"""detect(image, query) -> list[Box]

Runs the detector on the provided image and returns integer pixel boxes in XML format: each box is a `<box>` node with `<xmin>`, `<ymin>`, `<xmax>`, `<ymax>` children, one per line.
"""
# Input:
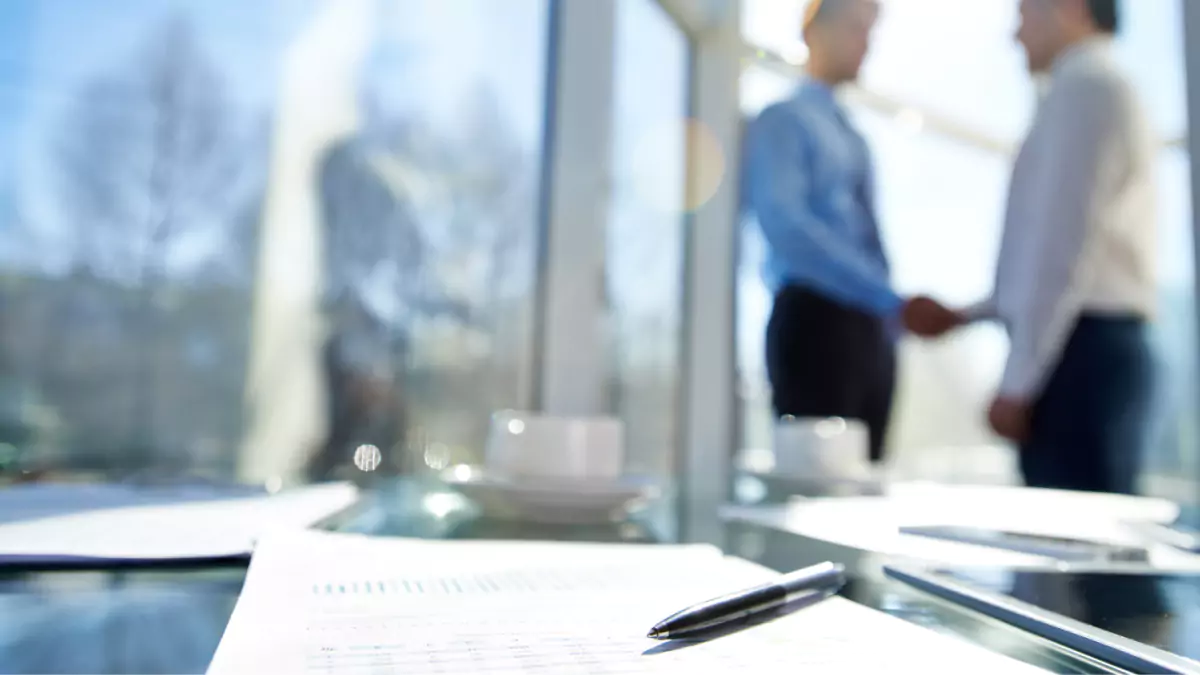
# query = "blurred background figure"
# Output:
<box><xmin>742</xmin><ymin>0</ymin><xmax>952</xmax><ymax>465</ymax></box>
<box><xmin>919</xmin><ymin>0</ymin><xmax>1158</xmax><ymax>495</ymax></box>
<box><xmin>306</xmin><ymin>290</ymin><xmax>406</xmax><ymax>483</ymax></box>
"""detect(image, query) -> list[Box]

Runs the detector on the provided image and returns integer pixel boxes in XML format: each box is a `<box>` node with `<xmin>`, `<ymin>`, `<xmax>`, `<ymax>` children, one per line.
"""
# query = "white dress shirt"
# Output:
<box><xmin>968</xmin><ymin>37</ymin><xmax>1158</xmax><ymax>400</ymax></box>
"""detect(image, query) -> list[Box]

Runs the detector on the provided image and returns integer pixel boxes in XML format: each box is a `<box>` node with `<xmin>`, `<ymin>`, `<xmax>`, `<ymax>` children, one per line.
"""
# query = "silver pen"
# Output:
<box><xmin>647</xmin><ymin>562</ymin><xmax>846</xmax><ymax>640</ymax></box>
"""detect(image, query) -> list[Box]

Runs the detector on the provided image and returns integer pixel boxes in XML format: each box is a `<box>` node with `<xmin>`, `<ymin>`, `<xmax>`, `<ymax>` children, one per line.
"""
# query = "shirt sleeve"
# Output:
<box><xmin>745</xmin><ymin>105</ymin><xmax>902</xmax><ymax>317</ymax></box>
<box><xmin>962</xmin><ymin>296</ymin><xmax>999</xmax><ymax>323</ymax></box>
<box><xmin>998</xmin><ymin>76</ymin><xmax>1127</xmax><ymax>399</ymax></box>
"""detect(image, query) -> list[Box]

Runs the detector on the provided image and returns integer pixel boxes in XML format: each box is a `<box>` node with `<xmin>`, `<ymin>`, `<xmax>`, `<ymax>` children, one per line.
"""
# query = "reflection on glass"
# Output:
<box><xmin>0</xmin><ymin>0</ymin><xmax>549</xmax><ymax>486</ymax></box>
<box><xmin>607</xmin><ymin>0</ymin><xmax>689</xmax><ymax>476</ymax></box>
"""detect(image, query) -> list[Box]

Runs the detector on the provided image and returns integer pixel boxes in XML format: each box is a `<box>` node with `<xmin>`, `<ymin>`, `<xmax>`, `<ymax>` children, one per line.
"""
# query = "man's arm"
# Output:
<box><xmin>746</xmin><ymin>105</ymin><xmax>902</xmax><ymax>317</ymax></box>
<box><xmin>998</xmin><ymin>76</ymin><xmax>1126</xmax><ymax>400</ymax></box>
<box><xmin>961</xmin><ymin>297</ymin><xmax>999</xmax><ymax>323</ymax></box>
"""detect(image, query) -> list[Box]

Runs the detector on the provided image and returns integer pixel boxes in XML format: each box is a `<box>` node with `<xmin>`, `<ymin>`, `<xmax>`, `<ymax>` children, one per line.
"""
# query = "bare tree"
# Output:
<box><xmin>401</xmin><ymin>87</ymin><xmax>539</xmax><ymax>453</ymax></box>
<box><xmin>307</xmin><ymin>82</ymin><xmax>539</xmax><ymax>475</ymax></box>
<box><xmin>48</xmin><ymin>14</ymin><xmax>255</xmax><ymax>472</ymax></box>
<box><xmin>53</xmin><ymin>15</ymin><xmax>248</xmax><ymax>284</ymax></box>
<box><xmin>442</xmin><ymin>87</ymin><xmax>537</xmax><ymax>318</ymax></box>
<box><xmin>372</xmin><ymin>85</ymin><xmax>536</xmax><ymax>329</ymax></box>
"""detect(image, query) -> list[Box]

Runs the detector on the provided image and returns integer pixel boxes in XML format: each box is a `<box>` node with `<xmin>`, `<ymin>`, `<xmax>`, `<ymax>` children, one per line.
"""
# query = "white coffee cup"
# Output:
<box><xmin>485</xmin><ymin>412</ymin><xmax>625</xmax><ymax>481</ymax></box>
<box><xmin>772</xmin><ymin>417</ymin><xmax>870</xmax><ymax>480</ymax></box>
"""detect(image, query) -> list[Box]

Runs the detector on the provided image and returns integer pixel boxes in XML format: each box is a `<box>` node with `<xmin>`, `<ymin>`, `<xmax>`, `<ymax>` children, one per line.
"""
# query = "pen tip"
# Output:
<box><xmin>647</xmin><ymin>628</ymin><xmax>662</xmax><ymax>639</ymax></box>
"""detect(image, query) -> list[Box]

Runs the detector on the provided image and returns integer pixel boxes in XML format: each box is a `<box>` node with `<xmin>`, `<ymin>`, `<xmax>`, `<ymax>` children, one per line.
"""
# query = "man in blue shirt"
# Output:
<box><xmin>744</xmin><ymin>0</ymin><xmax>951</xmax><ymax>463</ymax></box>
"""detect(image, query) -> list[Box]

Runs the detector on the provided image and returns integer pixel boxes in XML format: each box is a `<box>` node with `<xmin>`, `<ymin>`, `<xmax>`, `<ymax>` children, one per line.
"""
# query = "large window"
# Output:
<box><xmin>0</xmin><ymin>0</ymin><xmax>550</xmax><ymax>484</ymax></box>
<box><xmin>607</xmin><ymin>0</ymin><xmax>691</xmax><ymax>476</ymax></box>
<box><xmin>1148</xmin><ymin>147</ymin><xmax>1197</xmax><ymax>498</ymax></box>
<box><xmin>851</xmin><ymin>103</ymin><xmax>1014</xmax><ymax>480</ymax></box>
<box><xmin>736</xmin><ymin>64</ymin><xmax>794</xmax><ymax>461</ymax></box>
<box><xmin>738</xmin><ymin>0</ymin><xmax>1196</xmax><ymax>496</ymax></box>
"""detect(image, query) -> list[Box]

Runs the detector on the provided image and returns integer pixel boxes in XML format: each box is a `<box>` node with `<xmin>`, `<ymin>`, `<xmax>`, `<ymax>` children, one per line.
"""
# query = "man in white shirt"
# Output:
<box><xmin>917</xmin><ymin>0</ymin><xmax>1158</xmax><ymax>494</ymax></box>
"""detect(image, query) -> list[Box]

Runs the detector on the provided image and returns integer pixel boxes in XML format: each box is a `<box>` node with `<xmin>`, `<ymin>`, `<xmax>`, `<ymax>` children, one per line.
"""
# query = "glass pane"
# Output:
<box><xmin>0</xmin><ymin>0</ymin><xmax>549</xmax><ymax>485</ymax></box>
<box><xmin>740</xmin><ymin>0</ymin><xmax>807</xmax><ymax>62</ymax></box>
<box><xmin>607</xmin><ymin>0</ymin><xmax>690</xmax><ymax>476</ymax></box>
<box><xmin>860</xmin><ymin>0</ymin><xmax>1032</xmax><ymax>145</ymax></box>
<box><xmin>742</xmin><ymin>0</ymin><xmax>1186</xmax><ymax>143</ymax></box>
<box><xmin>852</xmin><ymin>104</ymin><xmax>1014</xmax><ymax>479</ymax></box>
<box><xmin>737</xmin><ymin>106</ymin><xmax>1199</xmax><ymax>487</ymax></box>
<box><xmin>1114</xmin><ymin>0</ymin><xmax>1187</xmax><ymax>141</ymax></box>
<box><xmin>1146</xmin><ymin>148</ymin><xmax>1198</xmax><ymax>500</ymax></box>
<box><xmin>741</xmin><ymin>0</ymin><xmax>1032</xmax><ymax>143</ymax></box>
<box><xmin>741</xmin><ymin>63</ymin><xmax>794</xmax><ymax>116</ymax></box>
<box><xmin>736</xmin><ymin>104</ymin><xmax>1013</xmax><ymax>477</ymax></box>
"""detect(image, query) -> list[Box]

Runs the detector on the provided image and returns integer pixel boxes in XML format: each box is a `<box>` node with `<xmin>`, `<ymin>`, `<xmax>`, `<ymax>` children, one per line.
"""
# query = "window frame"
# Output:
<box><xmin>536</xmin><ymin>0</ymin><xmax>742</xmax><ymax>543</ymax></box>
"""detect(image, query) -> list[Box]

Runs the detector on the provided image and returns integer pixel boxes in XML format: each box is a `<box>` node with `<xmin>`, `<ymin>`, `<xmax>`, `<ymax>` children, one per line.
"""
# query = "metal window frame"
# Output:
<box><xmin>676</xmin><ymin>0</ymin><xmax>742</xmax><ymax>545</ymax></box>
<box><xmin>1182</xmin><ymin>0</ymin><xmax>1200</xmax><ymax>499</ymax></box>
<box><xmin>535</xmin><ymin>0</ymin><xmax>742</xmax><ymax>543</ymax></box>
<box><xmin>534</xmin><ymin>0</ymin><xmax>617</xmax><ymax>417</ymax></box>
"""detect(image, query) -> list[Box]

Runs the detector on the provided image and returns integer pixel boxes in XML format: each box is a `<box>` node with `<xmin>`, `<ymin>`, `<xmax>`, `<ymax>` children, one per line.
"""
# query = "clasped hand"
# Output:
<box><xmin>899</xmin><ymin>296</ymin><xmax>1031</xmax><ymax>442</ymax></box>
<box><xmin>900</xmin><ymin>295</ymin><xmax>963</xmax><ymax>338</ymax></box>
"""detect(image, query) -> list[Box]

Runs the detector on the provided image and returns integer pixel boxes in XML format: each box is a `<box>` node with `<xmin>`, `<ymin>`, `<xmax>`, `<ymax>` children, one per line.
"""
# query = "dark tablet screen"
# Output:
<box><xmin>934</xmin><ymin>568</ymin><xmax>1200</xmax><ymax>664</ymax></box>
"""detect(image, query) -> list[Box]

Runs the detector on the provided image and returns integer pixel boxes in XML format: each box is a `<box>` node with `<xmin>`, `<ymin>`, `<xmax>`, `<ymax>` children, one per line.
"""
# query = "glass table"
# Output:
<box><xmin>0</xmin><ymin>475</ymin><xmax>1131</xmax><ymax>674</ymax></box>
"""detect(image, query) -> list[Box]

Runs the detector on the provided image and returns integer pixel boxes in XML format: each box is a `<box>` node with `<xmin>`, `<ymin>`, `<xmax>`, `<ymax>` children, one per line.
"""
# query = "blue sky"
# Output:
<box><xmin>0</xmin><ymin>0</ymin><xmax>1189</xmax><ymax>375</ymax></box>
<box><xmin>0</xmin><ymin>0</ymin><xmax>317</xmax><ymax>267</ymax></box>
<box><xmin>0</xmin><ymin>0</ymin><xmax>689</xmax><ymax>322</ymax></box>
<box><xmin>0</xmin><ymin>1</ymin><xmax>33</xmax><ymax>231</ymax></box>
<box><xmin>0</xmin><ymin>0</ymin><xmax>550</xmax><ymax>270</ymax></box>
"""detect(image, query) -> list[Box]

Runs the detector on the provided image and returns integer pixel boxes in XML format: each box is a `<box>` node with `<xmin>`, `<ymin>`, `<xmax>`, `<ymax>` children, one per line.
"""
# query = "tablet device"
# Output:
<box><xmin>1128</xmin><ymin>521</ymin><xmax>1200</xmax><ymax>553</ymax></box>
<box><xmin>885</xmin><ymin>565</ymin><xmax>1200</xmax><ymax>674</ymax></box>
<box><xmin>898</xmin><ymin>525</ymin><xmax>1150</xmax><ymax>562</ymax></box>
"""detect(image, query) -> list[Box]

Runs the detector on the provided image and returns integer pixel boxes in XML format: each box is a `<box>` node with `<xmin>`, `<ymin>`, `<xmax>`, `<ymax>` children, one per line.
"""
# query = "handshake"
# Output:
<box><xmin>901</xmin><ymin>296</ymin><xmax>965</xmax><ymax>338</ymax></box>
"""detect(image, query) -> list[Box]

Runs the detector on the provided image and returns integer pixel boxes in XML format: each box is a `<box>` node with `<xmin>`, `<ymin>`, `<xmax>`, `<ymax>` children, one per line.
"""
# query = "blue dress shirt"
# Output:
<box><xmin>743</xmin><ymin>81</ymin><xmax>900</xmax><ymax>318</ymax></box>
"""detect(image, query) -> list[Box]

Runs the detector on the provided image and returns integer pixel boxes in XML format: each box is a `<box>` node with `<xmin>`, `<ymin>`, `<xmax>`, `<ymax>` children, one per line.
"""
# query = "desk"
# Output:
<box><xmin>0</xmin><ymin>477</ymin><xmax>1136</xmax><ymax>674</ymax></box>
<box><xmin>723</xmin><ymin>485</ymin><xmax>1196</xmax><ymax>574</ymax></box>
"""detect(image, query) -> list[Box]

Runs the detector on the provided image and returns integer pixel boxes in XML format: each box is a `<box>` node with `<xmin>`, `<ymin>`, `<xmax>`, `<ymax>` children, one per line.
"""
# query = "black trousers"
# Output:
<box><xmin>765</xmin><ymin>286</ymin><xmax>896</xmax><ymax>463</ymax></box>
<box><xmin>1021</xmin><ymin>315</ymin><xmax>1155</xmax><ymax>495</ymax></box>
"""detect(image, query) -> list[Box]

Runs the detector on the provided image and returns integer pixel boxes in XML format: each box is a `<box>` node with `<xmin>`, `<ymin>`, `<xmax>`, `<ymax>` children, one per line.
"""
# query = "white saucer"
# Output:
<box><xmin>440</xmin><ymin>469</ymin><xmax>661</xmax><ymax>524</ymax></box>
<box><xmin>738</xmin><ymin>468</ymin><xmax>885</xmax><ymax>498</ymax></box>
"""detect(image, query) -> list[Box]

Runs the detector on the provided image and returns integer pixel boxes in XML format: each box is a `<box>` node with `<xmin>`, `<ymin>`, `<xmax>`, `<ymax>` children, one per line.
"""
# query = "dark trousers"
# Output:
<box><xmin>765</xmin><ymin>286</ymin><xmax>896</xmax><ymax>462</ymax></box>
<box><xmin>1021</xmin><ymin>315</ymin><xmax>1155</xmax><ymax>495</ymax></box>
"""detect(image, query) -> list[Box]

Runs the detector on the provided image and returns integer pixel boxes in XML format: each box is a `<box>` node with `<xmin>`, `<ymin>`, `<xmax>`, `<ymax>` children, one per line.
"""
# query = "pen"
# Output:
<box><xmin>646</xmin><ymin>561</ymin><xmax>845</xmax><ymax>640</ymax></box>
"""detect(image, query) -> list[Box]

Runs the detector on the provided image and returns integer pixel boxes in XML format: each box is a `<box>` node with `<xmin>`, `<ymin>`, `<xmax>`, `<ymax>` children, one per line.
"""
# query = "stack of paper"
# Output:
<box><xmin>0</xmin><ymin>482</ymin><xmax>359</xmax><ymax>565</ymax></box>
<box><xmin>209</xmin><ymin>530</ymin><xmax>1047</xmax><ymax>674</ymax></box>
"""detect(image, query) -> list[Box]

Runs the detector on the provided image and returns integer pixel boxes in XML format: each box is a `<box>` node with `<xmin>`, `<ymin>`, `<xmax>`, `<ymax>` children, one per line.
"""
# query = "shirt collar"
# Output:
<box><xmin>790</xmin><ymin>77</ymin><xmax>843</xmax><ymax>116</ymax></box>
<box><xmin>1051</xmin><ymin>35</ymin><xmax>1112</xmax><ymax>79</ymax></box>
<box><xmin>795</xmin><ymin>76</ymin><xmax>837</xmax><ymax>100</ymax></box>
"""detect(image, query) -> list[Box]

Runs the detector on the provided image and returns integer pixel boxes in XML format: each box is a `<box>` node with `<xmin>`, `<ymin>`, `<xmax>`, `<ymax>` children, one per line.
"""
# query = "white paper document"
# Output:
<box><xmin>0</xmin><ymin>482</ymin><xmax>359</xmax><ymax>564</ymax></box>
<box><xmin>209</xmin><ymin>530</ymin><xmax>1047</xmax><ymax>674</ymax></box>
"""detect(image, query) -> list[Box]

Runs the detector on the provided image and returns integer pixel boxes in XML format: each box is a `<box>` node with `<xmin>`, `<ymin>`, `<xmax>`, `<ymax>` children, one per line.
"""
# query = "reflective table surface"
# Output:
<box><xmin>0</xmin><ymin>475</ymin><xmax>1140</xmax><ymax>674</ymax></box>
